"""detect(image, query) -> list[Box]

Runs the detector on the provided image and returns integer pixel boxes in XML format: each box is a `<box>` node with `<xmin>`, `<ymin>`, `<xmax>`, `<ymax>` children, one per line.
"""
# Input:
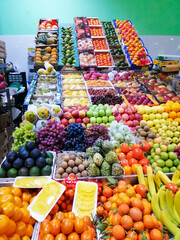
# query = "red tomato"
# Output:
<box><xmin>139</xmin><ymin>158</ymin><xmax>149</xmax><ymax>166</ymax></box>
<box><xmin>133</xmin><ymin>148</ymin><xmax>144</xmax><ymax>160</ymax></box>
<box><xmin>128</xmin><ymin>158</ymin><xmax>138</xmax><ymax>166</ymax></box>
<box><xmin>140</xmin><ymin>142</ymin><xmax>151</xmax><ymax>152</ymax></box>
<box><xmin>135</xmin><ymin>184</ymin><xmax>148</xmax><ymax>197</ymax></box>
<box><xmin>131</xmin><ymin>143</ymin><xmax>140</xmax><ymax>151</ymax></box>
<box><xmin>120</xmin><ymin>159</ymin><xmax>129</xmax><ymax>167</ymax></box>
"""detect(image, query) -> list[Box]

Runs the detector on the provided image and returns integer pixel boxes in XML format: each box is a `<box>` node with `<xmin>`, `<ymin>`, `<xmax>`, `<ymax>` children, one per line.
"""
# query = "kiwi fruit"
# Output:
<box><xmin>68</xmin><ymin>160</ymin><xmax>75</xmax><ymax>167</ymax></box>
<box><xmin>78</xmin><ymin>164</ymin><xmax>85</xmax><ymax>172</ymax></box>
<box><xmin>81</xmin><ymin>170</ymin><xmax>88</xmax><ymax>177</ymax></box>
<box><xmin>75</xmin><ymin>158</ymin><xmax>82</xmax><ymax>166</ymax></box>
<box><xmin>144</xmin><ymin>126</ymin><xmax>150</xmax><ymax>132</ymax></box>
<box><xmin>61</xmin><ymin>161</ymin><xmax>68</xmax><ymax>169</ymax></box>
<box><xmin>58</xmin><ymin>167</ymin><xmax>64</xmax><ymax>175</ymax></box>
<box><xmin>83</xmin><ymin>160</ymin><xmax>89</xmax><ymax>168</ymax></box>
<box><xmin>140</xmin><ymin>122</ymin><xmax>147</xmax><ymax>128</ymax></box>
<box><xmin>72</xmin><ymin>166</ymin><xmax>78</xmax><ymax>174</ymax></box>
<box><xmin>62</xmin><ymin>172</ymin><xmax>68</xmax><ymax>178</ymax></box>
<box><xmin>76</xmin><ymin>173</ymin><xmax>81</xmax><ymax>177</ymax></box>
<box><xmin>66</xmin><ymin>167</ymin><xmax>72</xmax><ymax>174</ymax></box>
<box><xmin>148</xmin><ymin>132</ymin><xmax>156</xmax><ymax>139</ymax></box>
<box><xmin>140</xmin><ymin>131</ymin><xmax>147</xmax><ymax>137</ymax></box>
<box><xmin>55</xmin><ymin>173</ymin><xmax>61</xmax><ymax>178</ymax></box>
<box><xmin>63</xmin><ymin>155</ymin><xmax>70</xmax><ymax>162</ymax></box>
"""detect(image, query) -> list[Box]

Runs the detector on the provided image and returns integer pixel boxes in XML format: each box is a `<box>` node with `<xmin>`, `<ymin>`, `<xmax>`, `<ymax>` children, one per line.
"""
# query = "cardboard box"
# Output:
<box><xmin>0</xmin><ymin>145</ymin><xmax>8</xmax><ymax>164</ymax></box>
<box><xmin>162</xmin><ymin>64</ymin><xmax>180</xmax><ymax>72</ymax></box>
<box><xmin>0</xmin><ymin>41</ymin><xmax>5</xmax><ymax>49</ymax></box>
<box><xmin>0</xmin><ymin>130</ymin><xmax>8</xmax><ymax>147</ymax></box>
<box><xmin>0</xmin><ymin>51</ymin><xmax>6</xmax><ymax>58</ymax></box>
<box><xmin>6</xmin><ymin>124</ymin><xmax>14</xmax><ymax>139</ymax></box>
<box><xmin>0</xmin><ymin>111</ymin><xmax>11</xmax><ymax>131</ymax></box>
<box><xmin>7</xmin><ymin>137</ymin><xmax>13</xmax><ymax>151</ymax></box>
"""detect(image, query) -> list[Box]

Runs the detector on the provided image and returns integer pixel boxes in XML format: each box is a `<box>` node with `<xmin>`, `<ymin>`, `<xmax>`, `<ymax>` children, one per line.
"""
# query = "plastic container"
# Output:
<box><xmin>13</xmin><ymin>176</ymin><xmax>50</xmax><ymax>188</ymax></box>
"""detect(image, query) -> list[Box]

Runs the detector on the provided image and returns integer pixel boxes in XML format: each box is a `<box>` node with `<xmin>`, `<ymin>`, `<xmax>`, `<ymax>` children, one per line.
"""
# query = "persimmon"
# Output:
<box><xmin>131</xmin><ymin>197</ymin><xmax>143</xmax><ymax>210</ymax></box>
<box><xmin>149</xmin><ymin>229</ymin><xmax>162</xmax><ymax>240</ymax></box>
<box><xmin>121</xmin><ymin>215</ymin><xmax>133</xmax><ymax>230</ymax></box>
<box><xmin>112</xmin><ymin>225</ymin><xmax>125</xmax><ymax>240</ymax></box>
<box><xmin>133</xmin><ymin>221</ymin><xmax>144</xmax><ymax>232</ymax></box>
<box><xmin>143</xmin><ymin>215</ymin><xmax>154</xmax><ymax>229</ymax></box>
<box><xmin>118</xmin><ymin>204</ymin><xmax>130</xmax><ymax>216</ymax></box>
<box><xmin>61</xmin><ymin>218</ymin><xmax>73</xmax><ymax>235</ymax></box>
<box><xmin>55</xmin><ymin>233</ymin><xmax>67</xmax><ymax>240</ymax></box>
<box><xmin>126</xmin><ymin>230</ymin><xmax>138</xmax><ymax>240</ymax></box>
<box><xmin>130</xmin><ymin>207</ymin><xmax>142</xmax><ymax>222</ymax></box>
<box><xmin>112</xmin><ymin>213</ymin><xmax>121</xmax><ymax>226</ymax></box>
<box><xmin>103</xmin><ymin>187</ymin><xmax>113</xmax><ymax>198</ymax></box>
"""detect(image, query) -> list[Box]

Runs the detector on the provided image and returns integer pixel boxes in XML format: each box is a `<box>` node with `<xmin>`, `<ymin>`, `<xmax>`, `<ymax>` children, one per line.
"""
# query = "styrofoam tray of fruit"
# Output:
<box><xmin>63</xmin><ymin>97</ymin><xmax>91</xmax><ymax>107</ymax></box>
<box><xmin>38</xmin><ymin>19</ymin><xmax>58</xmax><ymax>32</ymax></box>
<box><xmin>86</xmin><ymin>80</ymin><xmax>114</xmax><ymax>88</ymax></box>
<box><xmin>0</xmin><ymin>150</ymin><xmax>56</xmax><ymax>182</ymax></box>
<box><xmin>62</xmin><ymin>83</ymin><xmax>86</xmax><ymax>91</ymax></box>
<box><xmin>53</xmin><ymin>151</ymin><xmax>89</xmax><ymax>180</ymax></box>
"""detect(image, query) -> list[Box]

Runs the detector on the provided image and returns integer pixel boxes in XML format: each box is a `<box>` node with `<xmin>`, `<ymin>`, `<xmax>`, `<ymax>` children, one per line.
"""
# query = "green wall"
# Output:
<box><xmin>0</xmin><ymin>0</ymin><xmax>180</xmax><ymax>35</ymax></box>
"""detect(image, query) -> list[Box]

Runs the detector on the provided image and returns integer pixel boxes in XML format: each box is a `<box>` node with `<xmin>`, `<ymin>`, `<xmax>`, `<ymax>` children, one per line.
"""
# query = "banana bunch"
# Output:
<box><xmin>137</xmin><ymin>166</ymin><xmax>180</xmax><ymax>237</ymax></box>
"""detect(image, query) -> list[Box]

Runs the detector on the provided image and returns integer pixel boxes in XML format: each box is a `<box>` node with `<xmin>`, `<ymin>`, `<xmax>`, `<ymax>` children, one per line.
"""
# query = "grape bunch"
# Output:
<box><xmin>37</xmin><ymin>120</ymin><xmax>67</xmax><ymax>152</ymax></box>
<box><xmin>12</xmin><ymin>121</ymin><xmax>36</xmax><ymax>151</ymax></box>
<box><xmin>91</xmin><ymin>94</ymin><xmax>123</xmax><ymax>105</ymax></box>
<box><xmin>85</xmin><ymin>124</ymin><xmax>110</xmax><ymax>146</ymax></box>
<box><xmin>63</xmin><ymin>123</ymin><xmax>87</xmax><ymax>152</ymax></box>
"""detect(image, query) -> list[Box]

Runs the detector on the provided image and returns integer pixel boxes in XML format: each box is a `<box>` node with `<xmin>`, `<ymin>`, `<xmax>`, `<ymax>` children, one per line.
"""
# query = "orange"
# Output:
<box><xmin>0</xmin><ymin>187</ymin><xmax>12</xmax><ymax>195</ymax></box>
<box><xmin>11</xmin><ymin>206</ymin><xmax>22</xmax><ymax>222</ymax></box>
<box><xmin>0</xmin><ymin>235</ymin><xmax>8</xmax><ymax>240</ymax></box>
<box><xmin>169</xmin><ymin>111</ymin><xmax>177</xmax><ymax>119</ymax></box>
<box><xmin>20</xmin><ymin>208</ymin><xmax>30</xmax><ymax>223</ymax></box>
<box><xmin>15</xmin><ymin>221</ymin><xmax>26</xmax><ymax>237</ymax></box>
<box><xmin>166</xmin><ymin>118</ymin><xmax>173</xmax><ymax>122</ymax></box>
<box><xmin>22</xmin><ymin>237</ymin><xmax>30</xmax><ymax>240</ymax></box>
<box><xmin>8</xmin><ymin>234</ymin><xmax>20</xmax><ymax>240</ymax></box>
<box><xmin>174</xmin><ymin>118</ymin><xmax>180</xmax><ymax>124</ymax></box>
<box><xmin>0</xmin><ymin>194</ymin><xmax>14</xmax><ymax>205</ymax></box>
<box><xmin>0</xmin><ymin>215</ymin><xmax>10</xmax><ymax>235</ymax></box>
<box><xmin>22</xmin><ymin>202</ymin><xmax>29</xmax><ymax>208</ymax></box>
<box><xmin>25</xmin><ymin>224</ymin><xmax>34</xmax><ymax>237</ymax></box>
<box><xmin>172</xmin><ymin>102</ymin><xmax>180</xmax><ymax>112</ymax></box>
<box><xmin>1</xmin><ymin>202</ymin><xmax>15</xmax><ymax>217</ymax></box>
<box><xmin>163</xmin><ymin>105</ymin><xmax>171</xmax><ymax>113</ymax></box>
<box><xmin>50</xmin><ymin>219</ymin><xmax>61</xmax><ymax>236</ymax></box>
<box><xmin>28</xmin><ymin>216</ymin><xmax>36</xmax><ymax>225</ymax></box>
<box><xmin>55</xmin><ymin>234</ymin><xmax>66</xmax><ymax>240</ymax></box>
<box><xmin>6</xmin><ymin>220</ymin><xmax>16</xmax><ymax>236</ymax></box>
<box><xmin>43</xmin><ymin>234</ymin><xmax>54</xmax><ymax>240</ymax></box>
<box><xmin>11</xmin><ymin>188</ymin><xmax>22</xmax><ymax>197</ymax></box>
<box><xmin>22</xmin><ymin>193</ymin><xmax>32</xmax><ymax>203</ymax></box>
<box><xmin>14</xmin><ymin>197</ymin><xmax>22</xmax><ymax>208</ymax></box>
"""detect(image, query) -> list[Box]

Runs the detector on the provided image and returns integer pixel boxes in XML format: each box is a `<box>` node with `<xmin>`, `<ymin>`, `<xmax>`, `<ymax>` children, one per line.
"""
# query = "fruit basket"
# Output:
<box><xmin>123</xmin><ymin>94</ymin><xmax>159</xmax><ymax>106</ymax></box>
<box><xmin>62</xmin><ymin>97</ymin><xmax>91</xmax><ymax>107</ymax></box>
<box><xmin>86</xmin><ymin>80</ymin><xmax>113</xmax><ymax>88</ymax></box>
<box><xmin>36</xmin><ymin>32</ymin><xmax>58</xmax><ymax>47</ymax></box>
<box><xmin>38</xmin><ymin>19</ymin><xmax>58</xmax><ymax>32</ymax></box>
<box><xmin>34</xmin><ymin>46</ymin><xmax>58</xmax><ymax>66</ymax></box>
<box><xmin>95</xmin><ymin>52</ymin><xmax>115</xmax><ymax>68</ymax></box>
<box><xmin>87</xmin><ymin>17</ymin><xmax>101</xmax><ymax>27</ymax></box>
<box><xmin>53</xmin><ymin>151</ymin><xmax>89</xmax><ymax>180</ymax></box>
<box><xmin>0</xmin><ymin>151</ymin><xmax>56</xmax><ymax>181</ymax></box>
<box><xmin>77</xmin><ymin>38</ymin><xmax>94</xmax><ymax>52</ymax></box>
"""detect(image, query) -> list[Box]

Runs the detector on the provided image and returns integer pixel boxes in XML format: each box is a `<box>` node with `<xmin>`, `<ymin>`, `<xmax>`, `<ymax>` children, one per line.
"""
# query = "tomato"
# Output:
<box><xmin>121</xmin><ymin>215</ymin><xmax>133</xmax><ymax>230</ymax></box>
<box><xmin>118</xmin><ymin>204</ymin><xmax>130</xmax><ymax>216</ymax></box>
<box><xmin>103</xmin><ymin>187</ymin><xmax>113</xmax><ymax>198</ymax></box>
<box><xmin>143</xmin><ymin>215</ymin><xmax>154</xmax><ymax>229</ymax></box>
<box><xmin>118</xmin><ymin>152</ymin><xmax>126</xmax><ymax>160</ymax></box>
<box><xmin>133</xmin><ymin>149</ymin><xmax>144</xmax><ymax>160</ymax></box>
<box><xmin>128</xmin><ymin>158</ymin><xmax>138</xmax><ymax>166</ymax></box>
<box><xmin>131</xmin><ymin>197</ymin><xmax>143</xmax><ymax>210</ymax></box>
<box><xmin>121</xmin><ymin>143</ymin><xmax>130</xmax><ymax>153</ymax></box>
<box><xmin>120</xmin><ymin>159</ymin><xmax>129</xmax><ymax>167</ymax></box>
<box><xmin>131</xmin><ymin>143</ymin><xmax>140</xmax><ymax>151</ymax></box>
<box><xmin>135</xmin><ymin>184</ymin><xmax>148</xmax><ymax>198</ymax></box>
<box><xmin>104</xmin><ymin>201</ymin><xmax>112</xmax><ymax>211</ymax></box>
<box><xmin>166</xmin><ymin>183</ymin><xmax>178</xmax><ymax>193</ymax></box>
<box><xmin>126</xmin><ymin>151</ymin><xmax>134</xmax><ymax>160</ymax></box>
<box><xmin>126</xmin><ymin>230</ymin><xmax>138</xmax><ymax>240</ymax></box>
<box><xmin>80</xmin><ymin>231</ymin><xmax>93</xmax><ymax>240</ymax></box>
<box><xmin>140</xmin><ymin>142</ymin><xmax>151</xmax><ymax>152</ymax></box>
<box><xmin>61</xmin><ymin>218</ymin><xmax>73</xmax><ymax>235</ymax></box>
<box><xmin>74</xmin><ymin>217</ymin><xmax>85</xmax><ymax>234</ymax></box>
<box><xmin>123</xmin><ymin>166</ymin><xmax>132</xmax><ymax>175</ymax></box>
<box><xmin>133</xmin><ymin>221</ymin><xmax>144</xmax><ymax>232</ymax></box>
<box><xmin>130</xmin><ymin>207</ymin><xmax>142</xmax><ymax>221</ymax></box>
<box><xmin>139</xmin><ymin>158</ymin><xmax>149</xmax><ymax>166</ymax></box>
<box><xmin>97</xmin><ymin>206</ymin><xmax>104</xmax><ymax>216</ymax></box>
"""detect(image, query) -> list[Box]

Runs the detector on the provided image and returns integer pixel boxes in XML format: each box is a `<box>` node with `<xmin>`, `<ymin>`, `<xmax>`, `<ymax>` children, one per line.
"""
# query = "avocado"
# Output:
<box><xmin>13</xmin><ymin>158</ymin><xmax>24</xmax><ymax>170</ymax></box>
<box><xmin>26</xmin><ymin>141</ymin><xmax>36</xmax><ymax>151</ymax></box>
<box><xmin>2</xmin><ymin>160</ymin><xmax>12</xmax><ymax>170</ymax></box>
<box><xmin>30</xmin><ymin>149</ymin><xmax>41</xmax><ymax>159</ymax></box>
<box><xmin>7</xmin><ymin>168</ymin><xmax>18</xmax><ymax>178</ymax></box>
<box><xmin>36</xmin><ymin>157</ymin><xmax>46</xmax><ymax>168</ymax></box>
<box><xmin>24</xmin><ymin>158</ymin><xmax>35</xmax><ymax>169</ymax></box>
<box><xmin>0</xmin><ymin>168</ymin><xmax>6</xmax><ymax>178</ymax></box>
<box><xmin>41</xmin><ymin>165</ymin><xmax>52</xmax><ymax>176</ymax></box>
<box><xmin>6</xmin><ymin>150</ymin><xmax>17</xmax><ymax>163</ymax></box>
<box><xmin>46</xmin><ymin>158</ymin><xmax>53</xmax><ymax>166</ymax></box>
<box><xmin>18</xmin><ymin>167</ymin><xmax>29</xmax><ymax>176</ymax></box>
<box><xmin>29</xmin><ymin>166</ymin><xmax>40</xmax><ymax>176</ymax></box>
<box><xmin>46</xmin><ymin>152</ymin><xmax>53</xmax><ymax>159</ymax></box>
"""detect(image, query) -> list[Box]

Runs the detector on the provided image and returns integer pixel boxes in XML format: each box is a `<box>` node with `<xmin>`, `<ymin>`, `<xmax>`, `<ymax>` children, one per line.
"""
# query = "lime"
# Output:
<box><xmin>174</xmin><ymin>159</ymin><xmax>180</xmax><ymax>166</ymax></box>
<box><xmin>177</xmin><ymin>165</ymin><xmax>180</xmax><ymax>171</ymax></box>
<box><xmin>46</xmin><ymin>152</ymin><xmax>53</xmax><ymax>159</ymax></box>
<box><xmin>154</xmin><ymin>155</ymin><xmax>160</xmax><ymax>162</ymax></box>
<box><xmin>149</xmin><ymin>159</ymin><xmax>154</xmax><ymax>164</ymax></box>
<box><xmin>170</xmin><ymin>166</ymin><xmax>177</xmax><ymax>173</ymax></box>
<box><xmin>160</xmin><ymin>152</ymin><xmax>169</xmax><ymax>160</ymax></box>
<box><xmin>162</xmin><ymin>166</ymin><xmax>170</xmax><ymax>173</ymax></box>
<box><xmin>168</xmin><ymin>152</ymin><xmax>177</xmax><ymax>160</ymax></box>
<box><xmin>0</xmin><ymin>168</ymin><xmax>6</xmax><ymax>178</ymax></box>
<box><xmin>46</xmin><ymin>158</ymin><xmax>53</xmax><ymax>166</ymax></box>
<box><xmin>165</xmin><ymin>160</ymin><xmax>173</xmax><ymax>168</ymax></box>
<box><xmin>7</xmin><ymin>168</ymin><xmax>18</xmax><ymax>178</ymax></box>
<box><xmin>157</xmin><ymin>160</ymin><xmax>165</xmax><ymax>167</ymax></box>
<box><xmin>155</xmin><ymin>167</ymin><xmax>162</xmax><ymax>172</ymax></box>
<box><xmin>152</xmin><ymin>162</ymin><xmax>158</xmax><ymax>169</ymax></box>
<box><xmin>18</xmin><ymin>167</ymin><xmax>29</xmax><ymax>176</ymax></box>
<box><xmin>41</xmin><ymin>165</ymin><xmax>52</xmax><ymax>176</ymax></box>
<box><xmin>29</xmin><ymin>166</ymin><xmax>40</xmax><ymax>176</ymax></box>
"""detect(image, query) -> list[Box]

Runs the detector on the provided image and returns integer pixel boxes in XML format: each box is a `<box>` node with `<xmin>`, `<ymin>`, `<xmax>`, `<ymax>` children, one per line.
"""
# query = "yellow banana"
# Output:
<box><xmin>174</xmin><ymin>205</ymin><xmax>180</xmax><ymax>224</ymax></box>
<box><xmin>151</xmin><ymin>193</ymin><xmax>161</xmax><ymax>220</ymax></box>
<box><xmin>144</xmin><ymin>177</ymin><xmax>148</xmax><ymax>186</ymax></box>
<box><xmin>147</xmin><ymin>192</ymin><xmax>151</xmax><ymax>202</ymax></box>
<box><xmin>175</xmin><ymin>179</ymin><xmax>180</xmax><ymax>186</ymax></box>
<box><xmin>166</xmin><ymin>189</ymin><xmax>180</xmax><ymax>225</ymax></box>
<box><xmin>172</xmin><ymin>170</ymin><xmax>180</xmax><ymax>183</ymax></box>
<box><xmin>174</xmin><ymin>230</ymin><xmax>180</xmax><ymax>240</ymax></box>
<box><xmin>154</xmin><ymin>174</ymin><xmax>163</xmax><ymax>190</ymax></box>
<box><xmin>157</xmin><ymin>170</ymin><xmax>171</xmax><ymax>184</ymax></box>
<box><xmin>137</xmin><ymin>165</ymin><xmax>147</xmax><ymax>186</ymax></box>
<box><xmin>160</xmin><ymin>209</ymin><xmax>180</xmax><ymax>235</ymax></box>
<box><xmin>158</xmin><ymin>188</ymin><xmax>167</xmax><ymax>210</ymax></box>
<box><xmin>147</xmin><ymin>166</ymin><xmax>156</xmax><ymax>196</ymax></box>
<box><xmin>174</xmin><ymin>190</ymin><xmax>180</xmax><ymax>219</ymax></box>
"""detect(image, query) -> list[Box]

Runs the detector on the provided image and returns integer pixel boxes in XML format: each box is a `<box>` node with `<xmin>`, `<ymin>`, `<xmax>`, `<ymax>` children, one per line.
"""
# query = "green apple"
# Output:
<box><xmin>93</xmin><ymin>111</ymin><xmax>99</xmax><ymax>118</ymax></box>
<box><xmin>87</xmin><ymin>110</ymin><xmax>93</xmax><ymax>118</ymax></box>
<box><xmin>170</xmin><ymin>166</ymin><xmax>177</xmax><ymax>172</ymax></box>
<box><xmin>86</xmin><ymin>123</ymin><xmax>92</xmax><ymax>128</ymax></box>
<box><xmin>166</xmin><ymin>121</ymin><xmax>172</xmax><ymax>126</ymax></box>
<box><xmin>106</xmin><ymin>123</ymin><xmax>110</xmax><ymax>127</ymax></box>
<box><xmin>98</xmin><ymin>104</ymin><xmax>103</xmax><ymax>108</ymax></box>
<box><xmin>161</xmin><ymin>112</ymin><xmax>168</xmax><ymax>119</ymax></box>
<box><xmin>152</xmin><ymin>162</ymin><xmax>158</xmax><ymax>168</ymax></box>
<box><xmin>109</xmin><ymin>116</ymin><xmax>115</xmax><ymax>123</ymax></box>
<box><xmin>90</xmin><ymin>117</ymin><xmax>96</xmax><ymax>124</ymax></box>
<box><xmin>157</xmin><ymin>159</ymin><xmax>165</xmax><ymax>167</ymax></box>
<box><xmin>167</xmin><ymin>144</ymin><xmax>175</xmax><ymax>152</ymax></box>
<box><xmin>147</xmin><ymin>120</ymin><xmax>153</xmax><ymax>127</ymax></box>
<box><xmin>153</xmin><ymin>119</ymin><xmax>159</xmax><ymax>125</ymax></box>
<box><xmin>168</xmin><ymin>152</ymin><xmax>177</xmax><ymax>160</ymax></box>
<box><xmin>174</xmin><ymin>131</ymin><xmax>180</xmax><ymax>138</ymax></box>
<box><xmin>87</xmin><ymin>104</ymin><xmax>91</xmax><ymax>109</ymax></box>
<box><xmin>160</xmin><ymin>145</ymin><xmax>167</xmax><ymax>152</ymax></box>
<box><xmin>154</xmin><ymin>155</ymin><xmax>160</xmax><ymax>161</ymax></box>
<box><xmin>161</xmin><ymin>125</ymin><xmax>167</xmax><ymax>131</ymax></box>
<box><xmin>106</xmin><ymin>109</ymin><xmax>112</xmax><ymax>117</ymax></box>
<box><xmin>172</xmin><ymin>121</ymin><xmax>179</xmax><ymax>127</ymax></box>
<box><xmin>102</xmin><ymin>116</ymin><xmax>108</xmax><ymax>123</ymax></box>
<box><xmin>172</xmin><ymin>137</ymin><xmax>179</xmax><ymax>144</ymax></box>
<box><xmin>151</xmin><ymin>152</ymin><xmax>156</xmax><ymax>158</ymax></box>
<box><xmin>162</xmin><ymin>166</ymin><xmax>170</xmax><ymax>173</ymax></box>
<box><xmin>96</xmin><ymin>117</ymin><xmax>102</xmax><ymax>124</ymax></box>
<box><xmin>155</xmin><ymin>166</ymin><xmax>162</xmax><ymax>172</ymax></box>
<box><xmin>165</xmin><ymin>159</ymin><xmax>173</xmax><ymax>168</ymax></box>
<box><xmin>151</xmin><ymin>107</ymin><xmax>157</xmax><ymax>114</ymax></box>
<box><xmin>174</xmin><ymin>159</ymin><xmax>180</xmax><ymax>166</ymax></box>
<box><xmin>177</xmin><ymin>126</ymin><xmax>180</xmax><ymax>131</ymax></box>
<box><xmin>177</xmin><ymin>165</ymin><xmax>180</xmax><ymax>171</ymax></box>
<box><xmin>149</xmin><ymin>159</ymin><xmax>154</xmax><ymax>164</ymax></box>
<box><xmin>99</xmin><ymin>109</ymin><xmax>105</xmax><ymax>117</ymax></box>
<box><xmin>166</xmin><ymin>130</ymin><xmax>173</xmax><ymax>138</ymax></box>
<box><xmin>155</xmin><ymin>113</ymin><xmax>162</xmax><ymax>120</ymax></box>
<box><xmin>155</xmin><ymin>124</ymin><xmax>161</xmax><ymax>130</ymax></box>
<box><xmin>160</xmin><ymin>152</ymin><xmax>169</xmax><ymax>160</ymax></box>
<box><xmin>153</xmin><ymin>143</ymin><xmax>160</xmax><ymax>149</ymax></box>
<box><xmin>160</xmin><ymin>119</ymin><xmax>166</xmax><ymax>124</ymax></box>
<box><xmin>143</xmin><ymin>114</ymin><xmax>149</xmax><ymax>121</ymax></box>
<box><xmin>166</xmin><ymin>137</ymin><xmax>172</xmax><ymax>143</ymax></box>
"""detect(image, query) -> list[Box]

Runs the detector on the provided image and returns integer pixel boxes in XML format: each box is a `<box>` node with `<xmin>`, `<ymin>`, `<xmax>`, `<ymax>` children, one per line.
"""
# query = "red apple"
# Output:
<box><xmin>61</xmin><ymin>118</ymin><xmax>68</xmax><ymax>126</ymax></box>
<box><xmin>79</xmin><ymin>110</ymin><xmax>86</xmax><ymax>118</ymax></box>
<box><xmin>122</xmin><ymin>113</ymin><xmax>129</xmax><ymax>121</ymax></box>
<box><xmin>63</xmin><ymin>107</ymin><xmax>69</xmax><ymax>113</ymax></box>
<box><xmin>69</xmin><ymin>118</ymin><xmax>76</xmax><ymax>124</ymax></box>
<box><xmin>126</xmin><ymin>120</ymin><xmax>133</xmax><ymax>127</ymax></box>
<box><xmin>83</xmin><ymin>117</ymin><xmax>90</xmax><ymax>124</ymax></box>
<box><xmin>118</xmin><ymin>107</ymin><xmax>125</xmax><ymax>114</ymax></box>
<box><xmin>115</xmin><ymin>115</ymin><xmax>122</xmax><ymax>122</ymax></box>
<box><xmin>72</xmin><ymin>110</ymin><xmax>79</xmax><ymax>118</ymax></box>
<box><xmin>76</xmin><ymin>118</ymin><xmax>82</xmax><ymax>123</ymax></box>
<box><xmin>133</xmin><ymin>120</ymin><xmax>139</xmax><ymax>127</ymax></box>
<box><xmin>129</xmin><ymin>114</ymin><xmax>134</xmax><ymax>121</ymax></box>
<box><xmin>63</xmin><ymin>112</ymin><xmax>72</xmax><ymax>119</ymax></box>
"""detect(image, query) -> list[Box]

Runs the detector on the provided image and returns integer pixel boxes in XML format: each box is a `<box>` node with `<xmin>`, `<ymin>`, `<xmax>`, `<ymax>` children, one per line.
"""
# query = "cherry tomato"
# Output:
<box><xmin>166</xmin><ymin>183</ymin><xmax>178</xmax><ymax>193</ymax></box>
